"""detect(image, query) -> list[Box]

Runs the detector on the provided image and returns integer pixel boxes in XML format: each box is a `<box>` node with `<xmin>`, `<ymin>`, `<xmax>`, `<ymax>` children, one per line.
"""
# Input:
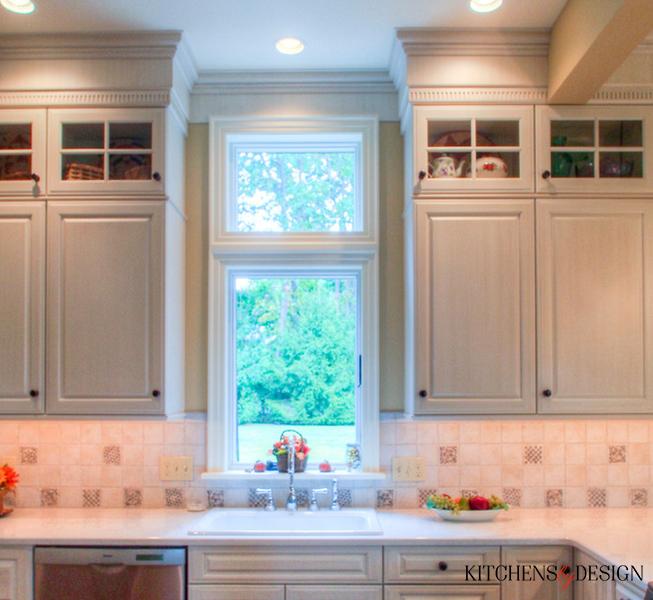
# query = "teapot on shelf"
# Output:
<box><xmin>475</xmin><ymin>155</ymin><xmax>509</xmax><ymax>178</ymax></box>
<box><xmin>430</xmin><ymin>155</ymin><xmax>467</xmax><ymax>178</ymax></box>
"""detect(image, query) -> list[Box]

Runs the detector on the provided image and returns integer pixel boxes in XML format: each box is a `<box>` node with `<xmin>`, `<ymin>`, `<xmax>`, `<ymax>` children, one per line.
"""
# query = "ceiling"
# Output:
<box><xmin>0</xmin><ymin>0</ymin><xmax>568</xmax><ymax>71</ymax></box>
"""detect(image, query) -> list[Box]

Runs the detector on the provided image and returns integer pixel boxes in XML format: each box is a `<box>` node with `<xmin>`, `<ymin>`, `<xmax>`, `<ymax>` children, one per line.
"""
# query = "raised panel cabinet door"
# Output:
<box><xmin>46</xmin><ymin>201</ymin><xmax>164</xmax><ymax>414</ymax></box>
<box><xmin>0</xmin><ymin>203</ymin><xmax>45</xmax><ymax>414</ymax></box>
<box><xmin>189</xmin><ymin>585</ymin><xmax>285</xmax><ymax>600</ymax></box>
<box><xmin>574</xmin><ymin>550</ymin><xmax>617</xmax><ymax>600</ymax></box>
<box><xmin>384</xmin><ymin>585</ymin><xmax>500</xmax><ymax>600</ymax></box>
<box><xmin>502</xmin><ymin>546</ymin><xmax>573</xmax><ymax>600</ymax></box>
<box><xmin>414</xmin><ymin>199</ymin><xmax>536</xmax><ymax>414</ymax></box>
<box><xmin>537</xmin><ymin>199</ymin><xmax>653</xmax><ymax>413</ymax></box>
<box><xmin>287</xmin><ymin>585</ymin><xmax>382</xmax><ymax>600</ymax></box>
<box><xmin>0</xmin><ymin>547</ymin><xmax>32</xmax><ymax>600</ymax></box>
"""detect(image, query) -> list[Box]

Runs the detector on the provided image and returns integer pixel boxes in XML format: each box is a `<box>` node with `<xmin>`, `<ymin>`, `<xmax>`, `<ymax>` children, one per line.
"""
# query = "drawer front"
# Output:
<box><xmin>287</xmin><ymin>584</ymin><xmax>382</xmax><ymax>600</ymax></box>
<box><xmin>384</xmin><ymin>585</ymin><xmax>500</xmax><ymax>600</ymax></box>
<box><xmin>384</xmin><ymin>545</ymin><xmax>501</xmax><ymax>583</ymax></box>
<box><xmin>189</xmin><ymin>546</ymin><xmax>382</xmax><ymax>584</ymax></box>
<box><xmin>189</xmin><ymin>585</ymin><xmax>284</xmax><ymax>600</ymax></box>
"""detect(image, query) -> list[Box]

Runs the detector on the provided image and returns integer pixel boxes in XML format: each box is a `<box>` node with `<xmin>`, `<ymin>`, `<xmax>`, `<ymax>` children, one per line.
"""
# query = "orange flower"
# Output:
<box><xmin>1</xmin><ymin>465</ymin><xmax>19</xmax><ymax>491</ymax></box>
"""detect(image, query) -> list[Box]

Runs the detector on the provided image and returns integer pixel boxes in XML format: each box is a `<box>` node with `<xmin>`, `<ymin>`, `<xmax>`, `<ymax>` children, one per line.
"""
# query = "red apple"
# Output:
<box><xmin>469</xmin><ymin>496</ymin><xmax>491</xmax><ymax>510</ymax></box>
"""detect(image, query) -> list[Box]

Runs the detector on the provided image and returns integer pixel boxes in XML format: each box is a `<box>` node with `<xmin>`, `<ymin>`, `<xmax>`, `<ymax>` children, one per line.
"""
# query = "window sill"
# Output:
<box><xmin>201</xmin><ymin>470</ymin><xmax>387</xmax><ymax>484</ymax></box>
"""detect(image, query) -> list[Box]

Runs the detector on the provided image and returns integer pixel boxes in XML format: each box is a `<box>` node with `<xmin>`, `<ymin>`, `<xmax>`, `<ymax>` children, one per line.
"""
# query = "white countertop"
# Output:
<box><xmin>2</xmin><ymin>508</ymin><xmax>652</xmax><ymax>591</ymax></box>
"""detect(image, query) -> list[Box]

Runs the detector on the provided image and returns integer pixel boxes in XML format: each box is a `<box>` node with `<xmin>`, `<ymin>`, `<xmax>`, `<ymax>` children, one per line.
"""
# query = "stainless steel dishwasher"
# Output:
<box><xmin>34</xmin><ymin>547</ymin><xmax>186</xmax><ymax>600</ymax></box>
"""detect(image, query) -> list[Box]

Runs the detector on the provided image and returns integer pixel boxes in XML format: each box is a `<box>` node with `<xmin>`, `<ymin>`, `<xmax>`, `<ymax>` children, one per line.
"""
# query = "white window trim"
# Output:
<box><xmin>206</xmin><ymin>115</ymin><xmax>380</xmax><ymax>476</ymax></box>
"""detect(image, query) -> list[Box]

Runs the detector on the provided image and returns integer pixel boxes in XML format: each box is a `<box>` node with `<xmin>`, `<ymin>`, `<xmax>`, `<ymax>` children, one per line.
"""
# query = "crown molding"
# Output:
<box><xmin>407</xmin><ymin>86</ymin><xmax>549</xmax><ymax>104</ymax></box>
<box><xmin>0</xmin><ymin>31</ymin><xmax>182</xmax><ymax>60</ymax></box>
<box><xmin>590</xmin><ymin>85</ymin><xmax>653</xmax><ymax>104</ymax></box>
<box><xmin>193</xmin><ymin>69</ymin><xmax>395</xmax><ymax>96</ymax></box>
<box><xmin>0</xmin><ymin>89</ymin><xmax>171</xmax><ymax>108</ymax></box>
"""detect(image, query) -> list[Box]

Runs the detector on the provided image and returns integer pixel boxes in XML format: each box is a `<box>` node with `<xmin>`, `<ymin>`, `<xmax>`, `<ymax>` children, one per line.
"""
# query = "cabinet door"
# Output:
<box><xmin>384</xmin><ymin>585</ymin><xmax>500</xmax><ymax>600</ymax></box>
<box><xmin>46</xmin><ymin>201</ymin><xmax>164</xmax><ymax>414</ymax></box>
<box><xmin>287</xmin><ymin>585</ymin><xmax>382</xmax><ymax>600</ymax></box>
<box><xmin>537</xmin><ymin>199</ymin><xmax>653</xmax><ymax>413</ymax></box>
<box><xmin>189</xmin><ymin>585</ymin><xmax>285</xmax><ymax>600</ymax></box>
<box><xmin>574</xmin><ymin>550</ymin><xmax>616</xmax><ymax>600</ymax></box>
<box><xmin>47</xmin><ymin>108</ymin><xmax>164</xmax><ymax>195</ymax></box>
<box><xmin>414</xmin><ymin>200</ymin><xmax>536</xmax><ymax>414</ymax></box>
<box><xmin>502</xmin><ymin>546</ymin><xmax>573</xmax><ymax>600</ymax></box>
<box><xmin>0</xmin><ymin>547</ymin><xmax>32</xmax><ymax>600</ymax></box>
<box><xmin>0</xmin><ymin>203</ymin><xmax>45</xmax><ymax>414</ymax></box>
<box><xmin>0</xmin><ymin>109</ymin><xmax>46</xmax><ymax>196</ymax></box>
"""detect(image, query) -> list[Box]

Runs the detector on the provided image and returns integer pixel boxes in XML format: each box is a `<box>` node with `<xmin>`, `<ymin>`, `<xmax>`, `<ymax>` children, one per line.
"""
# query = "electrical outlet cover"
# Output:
<box><xmin>159</xmin><ymin>456</ymin><xmax>193</xmax><ymax>481</ymax></box>
<box><xmin>392</xmin><ymin>456</ymin><xmax>426</xmax><ymax>482</ymax></box>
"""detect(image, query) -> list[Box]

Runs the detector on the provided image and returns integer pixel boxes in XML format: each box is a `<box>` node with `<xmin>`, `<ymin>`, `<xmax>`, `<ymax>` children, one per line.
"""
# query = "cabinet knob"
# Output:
<box><xmin>29</xmin><ymin>389</ymin><xmax>39</xmax><ymax>398</ymax></box>
<box><xmin>542</xmin><ymin>389</ymin><xmax>552</xmax><ymax>397</ymax></box>
<box><xmin>418</xmin><ymin>171</ymin><xmax>427</xmax><ymax>181</ymax></box>
<box><xmin>542</xmin><ymin>170</ymin><xmax>551</xmax><ymax>180</ymax></box>
<box><xmin>152</xmin><ymin>172</ymin><xmax>161</xmax><ymax>182</ymax></box>
<box><xmin>438</xmin><ymin>561</ymin><xmax>448</xmax><ymax>571</ymax></box>
<box><xmin>418</xmin><ymin>389</ymin><xmax>428</xmax><ymax>398</ymax></box>
<box><xmin>152</xmin><ymin>389</ymin><xmax>160</xmax><ymax>397</ymax></box>
<box><xmin>30</xmin><ymin>173</ymin><xmax>40</xmax><ymax>183</ymax></box>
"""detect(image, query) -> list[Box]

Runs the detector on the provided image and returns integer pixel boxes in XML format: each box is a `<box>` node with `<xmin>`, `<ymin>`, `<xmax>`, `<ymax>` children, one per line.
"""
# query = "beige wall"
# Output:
<box><xmin>184</xmin><ymin>121</ymin><xmax>404</xmax><ymax>412</ymax></box>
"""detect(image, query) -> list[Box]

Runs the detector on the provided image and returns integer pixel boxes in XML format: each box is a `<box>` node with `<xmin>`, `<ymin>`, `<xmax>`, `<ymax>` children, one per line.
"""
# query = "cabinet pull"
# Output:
<box><xmin>418</xmin><ymin>390</ymin><xmax>428</xmax><ymax>398</ymax></box>
<box><xmin>30</xmin><ymin>173</ymin><xmax>40</xmax><ymax>183</ymax></box>
<box><xmin>152</xmin><ymin>390</ymin><xmax>160</xmax><ymax>397</ymax></box>
<box><xmin>418</xmin><ymin>170</ymin><xmax>427</xmax><ymax>181</ymax></box>
<box><xmin>438</xmin><ymin>561</ymin><xmax>448</xmax><ymax>571</ymax></box>
<box><xmin>152</xmin><ymin>172</ymin><xmax>161</xmax><ymax>182</ymax></box>
<box><xmin>29</xmin><ymin>390</ymin><xmax>39</xmax><ymax>397</ymax></box>
<box><xmin>542</xmin><ymin>389</ymin><xmax>552</xmax><ymax>397</ymax></box>
<box><xmin>541</xmin><ymin>170</ymin><xmax>551</xmax><ymax>180</ymax></box>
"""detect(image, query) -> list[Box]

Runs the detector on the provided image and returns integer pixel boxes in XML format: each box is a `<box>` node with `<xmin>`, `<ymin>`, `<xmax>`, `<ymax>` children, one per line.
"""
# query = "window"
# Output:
<box><xmin>208</xmin><ymin>117</ymin><xmax>379</xmax><ymax>473</ymax></box>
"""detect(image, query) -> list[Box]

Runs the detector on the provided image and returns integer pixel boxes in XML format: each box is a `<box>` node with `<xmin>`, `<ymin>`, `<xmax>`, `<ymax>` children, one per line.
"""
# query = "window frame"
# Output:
<box><xmin>207</xmin><ymin>116</ymin><xmax>380</xmax><ymax>475</ymax></box>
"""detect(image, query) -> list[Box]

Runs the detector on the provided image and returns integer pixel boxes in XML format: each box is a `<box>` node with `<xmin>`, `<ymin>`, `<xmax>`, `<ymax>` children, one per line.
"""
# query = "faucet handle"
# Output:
<box><xmin>309</xmin><ymin>488</ymin><xmax>329</xmax><ymax>512</ymax></box>
<box><xmin>255</xmin><ymin>488</ymin><xmax>276</xmax><ymax>512</ymax></box>
<box><xmin>330</xmin><ymin>478</ymin><xmax>341</xmax><ymax>511</ymax></box>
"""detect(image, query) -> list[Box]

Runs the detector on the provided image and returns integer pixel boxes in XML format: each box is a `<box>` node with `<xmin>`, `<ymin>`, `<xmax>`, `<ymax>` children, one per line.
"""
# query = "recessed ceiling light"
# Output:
<box><xmin>1</xmin><ymin>0</ymin><xmax>35</xmax><ymax>13</ymax></box>
<box><xmin>470</xmin><ymin>0</ymin><xmax>503</xmax><ymax>13</ymax></box>
<box><xmin>275</xmin><ymin>37</ymin><xmax>305</xmax><ymax>55</ymax></box>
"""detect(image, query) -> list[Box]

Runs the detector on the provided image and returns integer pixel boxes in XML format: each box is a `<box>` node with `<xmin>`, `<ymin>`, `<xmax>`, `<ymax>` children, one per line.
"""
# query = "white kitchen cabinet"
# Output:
<box><xmin>0</xmin><ymin>109</ymin><xmax>46</xmax><ymax>197</ymax></box>
<box><xmin>616</xmin><ymin>582</ymin><xmax>647</xmax><ymax>600</ymax></box>
<box><xmin>537</xmin><ymin>198</ymin><xmax>653</xmax><ymax>413</ymax></box>
<box><xmin>47</xmin><ymin>108</ymin><xmax>164</xmax><ymax>195</ymax></box>
<box><xmin>413</xmin><ymin>199</ymin><xmax>536</xmax><ymax>414</ymax></box>
<box><xmin>46</xmin><ymin>200</ymin><xmax>165</xmax><ymax>414</ymax></box>
<box><xmin>502</xmin><ymin>546</ymin><xmax>573</xmax><ymax>600</ymax></box>
<box><xmin>574</xmin><ymin>550</ymin><xmax>616</xmax><ymax>600</ymax></box>
<box><xmin>287</xmin><ymin>585</ymin><xmax>383</xmax><ymax>600</ymax></box>
<box><xmin>0</xmin><ymin>203</ymin><xmax>45</xmax><ymax>414</ymax></box>
<box><xmin>413</xmin><ymin>105</ymin><xmax>534</xmax><ymax>193</ymax></box>
<box><xmin>384</xmin><ymin>585</ymin><xmax>500</xmax><ymax>600</ymax></box>
<box><xmin>0</xmin><ymin>547</ymin><xmax>32</xmax><ymax>600</ymax></box>
<box><xmin>189</xmin><ymin>585</ymin><xmax>285</xmax><ymax>600</ymax></box>
<box><xmin>536</xmin><ymin>106</ymin><xmax>653</xmax><ymax>194</ymax></box>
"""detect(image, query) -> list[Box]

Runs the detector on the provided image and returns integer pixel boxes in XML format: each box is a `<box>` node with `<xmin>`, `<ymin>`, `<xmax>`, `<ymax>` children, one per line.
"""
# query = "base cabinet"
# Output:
<box><xmin>287</xmin><ymin>585</ymin><xmax>382</xmax><ymax>600</ymax></box>
<box><xmin>0</xmin><ymin>547</ymin><xmax>32</xmax><ymax>600</ymax></box>
<box><xmin>574</xmin><ymin>550</ymin><xmax>616</xmax><ymax>600</ymax></box>
<box><xmin>502</xmin><ymin>546</ymin><xmax>573</xmax><ymax>600</ymax></box>
<box><xmin>189</xmin><ymin>585</ymin><xmax>285</xmax><ymax>600</ymax></box>
<box><xmin>384</xmin><ymin>585</ymin><xmax>500</xmax><ymax>600</ymax></box>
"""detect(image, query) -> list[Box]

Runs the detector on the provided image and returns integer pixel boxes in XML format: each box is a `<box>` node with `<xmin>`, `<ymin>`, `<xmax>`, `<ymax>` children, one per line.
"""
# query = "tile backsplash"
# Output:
<box><xmin>1</xmin><ymin>418</ymin><xmax>652</xmax><ymax>510</ymax></box>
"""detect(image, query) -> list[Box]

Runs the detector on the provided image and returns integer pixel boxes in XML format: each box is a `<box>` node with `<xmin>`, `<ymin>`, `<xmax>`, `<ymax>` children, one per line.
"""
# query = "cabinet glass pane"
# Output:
<box><xmin>476</xmin><ymin>121</ymin><xmax>519</xmax><ymax>147</ymax></box>
<box><xmin>109</xmin><ymin>123</ymin><xmax>152</xmax><ymax>150</ymax></box>
<box><xmin>551</xmin><ymin>121</ymin><xmax>594</xmax><ymax>147</ymax></box>
<box><xmin>428</xmin><ymin>152</ymin><xmax>471</xmax><ymax>178</ymax></box>
<box><xmin>62</xmin><ymin>154</ymin><xmax>104</xmax><ymax>180</ymax></box>
<box><xmin>599</xmin><ymin>121</ymin><xmax>643</xmax><ymax>147</ymax></box>
<box><xmin>62</xmin><ymin>123</ymin><xmax>104</xmax><ymax>149</ymax></box>
<box><xmin>0</xmin><ymin>155</ymin><xmax>31</xmax><ymax>180</ymax></box>
<box><xmin>599</xmin><ymin>152</ymin><xmax>643</xmax><ymax>178</ymax></box>
<box><xmin>550</xmin><ymin>151</ymin><xmax>595</xmax><ymax>177</ymax></box>
<box><xmin>476</xmin><ymin>152</ymin><xmax>519</xmax><ymax>178</ymax></box>
<box><xmin>109</xmin><ymin>154</ymin><xmax>152</xmax><ymax>180</ymax></box>
<box><xmin>427</xmin><ymin>121</ymin><xmax>472</xmax><ymax>147</ymax></box>
<box><xmin>0</xmin><ymin>124</ymin><xmax>31</xmax><ymax>150</ymax></box>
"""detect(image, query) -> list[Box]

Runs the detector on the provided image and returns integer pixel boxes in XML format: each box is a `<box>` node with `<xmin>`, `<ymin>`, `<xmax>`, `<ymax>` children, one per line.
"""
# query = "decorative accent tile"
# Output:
<box><xmin>523</xmin><ymin>445</ymin><xmax>543</xmax><ymax>464</ymax></box>
<box><xmin>546</xmin><ymin>488</ymin><xmax>563</xmax><ymax>508</ymax></box>
<box><xmin>503</xmin><ymin>487</ymin><xmax>522</xmax><ymax>507</ymax></box>
<box><xmin>103</xmin><ymin>445</ymin><xmax>121</xmax><ymax>465</ymax></box>
<box><xmin>338</xmin><ymin>488</ymin><xmax>352</xmax><ymax>508</ymax></box>
<box><xmin>461</xmin><ymin>488</ymin><xmax>479</xmax><ymax>499</ymax></box>
<box><xmin>20</xmin><ymin>447</ymin><xmax>37</xmax><ymax>465</ymax></box>
<box><xmin>418</xmin><ymin>488</ymin><xmax>438</xmax><ymax>507</ymax></box>
<box><xmin>587</xmin><ymin>487</ymin><xmax>607</xmax><ymax>507</ymax></box>
<box><xmin>40</xmin><ymin>488</ymin><xmax>59</xmax><ymax>507</ymax></box>
<box><xmin>376</xmin><ymin>489</ymin><xmax>394</xmax><ymax>508</ymax></box>
<box><xmin>439</xmin><ymin>446</ymin><xmax>458</xmax><ymax>465</ymax></box>
<box><xmin>631</xmin><ymin>488</ymin><xmax>648</xmax><ymax>507</ymax></box>
<box><xmin>248</xmin><ymin>488</ymin><xmax>269</xmax><ymax>508</ymax></box>
<box><xmin>124</xmin><ymin>488</ymin><xmax>143</xmax><ymax>508</ymax></box>
<box><xmin>608</xmin><ymin>445</ymin><xmax>626</xmax><ymax>463</ymax></box>
<box><xmin>82</xmin><ymin>489</ymin><xmax>101</xmax><ymax>508</ymax></box>
<box><xmin>207</xmin><ymin>489</ymin><xmax>224</xmax><ymax>508</ymax></box>
<box><xmin>164</xmin><ymin>487</ymin><xmax>184</xmax><ymax>508</ymax></box>
<box><xmin>296</xmin><ymin>488</ymin><xmax>309</xmax><ymax>509</ymax></box>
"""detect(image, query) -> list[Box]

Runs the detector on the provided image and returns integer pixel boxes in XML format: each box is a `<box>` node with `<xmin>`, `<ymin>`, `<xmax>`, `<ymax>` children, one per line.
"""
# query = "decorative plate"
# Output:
<box><xmin>431</xmin><ymin>508</ymin><xmax>504</xmax><ymax>522</ymax></box>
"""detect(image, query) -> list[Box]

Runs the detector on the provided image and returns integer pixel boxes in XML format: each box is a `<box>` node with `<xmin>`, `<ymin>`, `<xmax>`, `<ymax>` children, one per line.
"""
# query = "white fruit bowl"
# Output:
<box><xmin>431</xmin><ymin>508</ymin><xmax>505</xmax><ymax>522</ymax></box>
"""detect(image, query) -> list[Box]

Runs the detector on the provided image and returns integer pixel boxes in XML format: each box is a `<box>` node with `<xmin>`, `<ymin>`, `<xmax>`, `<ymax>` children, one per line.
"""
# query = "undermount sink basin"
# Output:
<box><xmin>188</xmin><ymin>508</ymin><xmax>383</xmax><ymax>536</ymax></box>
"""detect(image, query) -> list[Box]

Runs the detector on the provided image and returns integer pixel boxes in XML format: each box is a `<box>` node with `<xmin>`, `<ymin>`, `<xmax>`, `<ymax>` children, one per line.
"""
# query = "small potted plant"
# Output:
<box><xmin>272</xmin><ymin>430</ymin><xmax>310</xmax><ymax>473</ymax></box>
<box><xmin>0</xmin><ymin>464</ymin><xmax>19</xmax><ymax>517</ymax></box>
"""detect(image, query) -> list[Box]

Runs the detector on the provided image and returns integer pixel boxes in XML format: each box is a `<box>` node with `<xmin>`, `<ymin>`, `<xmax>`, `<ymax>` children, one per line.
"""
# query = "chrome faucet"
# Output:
<box><xmin>286</xmin><ymin>441</ymin><xmax>297</xmax><ymax>512</ymax></box>
<box><xmin>330</xmin><ymin>478</ymin><xmax>341</xmax><ymax>511</ymax></box>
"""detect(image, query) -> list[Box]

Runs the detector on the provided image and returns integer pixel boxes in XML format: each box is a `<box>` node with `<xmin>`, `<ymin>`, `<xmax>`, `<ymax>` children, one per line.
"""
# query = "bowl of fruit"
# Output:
<box><xmin>425</xmin><ymin>493</ymin><xmax>509</xmax><ymax>522</ymax></box>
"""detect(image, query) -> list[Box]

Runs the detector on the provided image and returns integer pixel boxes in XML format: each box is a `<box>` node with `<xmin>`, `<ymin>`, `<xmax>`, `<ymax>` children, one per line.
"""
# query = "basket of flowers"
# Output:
<box><xmin>0</xmin><ymin>464</ymin><xmax>19</xmax><ymax>517</ymax></box>
<box><xmin>272</xmin><ymin>430</ymin><xmax>310</xmax><ymax>473</ymax></box>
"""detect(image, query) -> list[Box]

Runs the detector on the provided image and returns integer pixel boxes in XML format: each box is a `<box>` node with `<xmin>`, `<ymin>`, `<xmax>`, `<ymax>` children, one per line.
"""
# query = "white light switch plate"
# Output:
<box><xmin>159</xmin><ymin>456</ymin><xmax>193</xmax><ymax>481</ymax></box>
<box><xmin>392</xmin><ymin>456</ymin><xmax>426</xmax><ymax>482</ymax></box>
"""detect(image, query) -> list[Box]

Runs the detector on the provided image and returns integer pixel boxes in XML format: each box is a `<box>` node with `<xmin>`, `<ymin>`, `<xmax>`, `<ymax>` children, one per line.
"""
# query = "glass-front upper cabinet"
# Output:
<box><xmin>536</xmin><ymin>106</ymin><xmax>653</xmax><ymax>193</ymax></box>
<box><xmin>0</xmin><ymin>109</ymin><xmax>46</xmax><ymax>196</ymax></box>
<box><xmin>413</xmin><ymin>105</ymin><xmax>534</xmax><ymax>193</ymax></box>
<box><xmin>47</xmin><ymin>108</ymin><xmax>164</xmax><ymax>195</ymax></box>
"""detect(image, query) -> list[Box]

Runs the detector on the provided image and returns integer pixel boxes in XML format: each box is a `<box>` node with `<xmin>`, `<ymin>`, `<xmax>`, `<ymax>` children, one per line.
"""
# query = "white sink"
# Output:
<box><xmin>188</xmin><ymin>508</ymin><xmax>383</xmax><ymax>536</ymax></box>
